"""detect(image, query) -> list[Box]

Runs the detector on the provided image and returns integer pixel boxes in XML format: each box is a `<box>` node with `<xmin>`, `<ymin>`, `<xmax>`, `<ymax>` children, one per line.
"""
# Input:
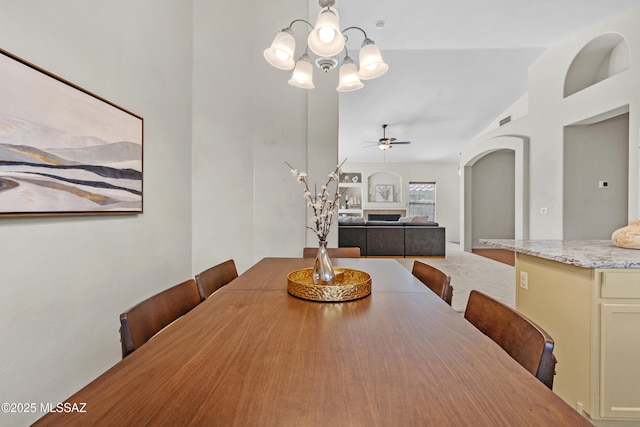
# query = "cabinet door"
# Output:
<box><xmin>600</xmin><ymin>303</ymin><xmax>640</xmax><ymax>419</ymax></box>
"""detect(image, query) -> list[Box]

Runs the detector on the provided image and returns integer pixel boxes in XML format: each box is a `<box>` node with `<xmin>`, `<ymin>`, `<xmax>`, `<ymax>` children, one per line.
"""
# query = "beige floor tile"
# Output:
<box><xmin>396</xmin><ymin>241</ymin><xmax>516</xmax><ymax>312</ymax></box>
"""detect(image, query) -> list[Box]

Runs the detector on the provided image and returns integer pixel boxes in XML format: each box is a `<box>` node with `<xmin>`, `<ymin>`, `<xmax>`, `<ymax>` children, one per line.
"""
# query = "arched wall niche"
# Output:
<box><xmin>564</xmin><ymin>33</ymin><xmax>629</xmax><ymax>97</ymax></box>
<box><xmin>367</xmin><ymin>171</ymin><xmax>403</xmax><ymax>202</ymax></box>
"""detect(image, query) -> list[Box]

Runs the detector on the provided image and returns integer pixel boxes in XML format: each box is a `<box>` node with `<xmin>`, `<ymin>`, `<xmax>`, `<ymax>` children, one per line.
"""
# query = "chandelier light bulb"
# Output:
<box><xmin>318</xmin><ymin>26</ymin><xmax>336</xmax><ymax>44</ymax></box>
<box><xmin>275</xmin><ymin>49</ymin><xmax>290</xmax><ymax>61</ymax></box>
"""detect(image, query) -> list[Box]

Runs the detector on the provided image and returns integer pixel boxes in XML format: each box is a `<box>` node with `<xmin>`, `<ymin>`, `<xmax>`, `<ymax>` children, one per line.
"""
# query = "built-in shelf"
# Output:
<box><xmin>338</xmin><ymin>172</ymin><xmax>363</xmax><ymax>217</ymax></box>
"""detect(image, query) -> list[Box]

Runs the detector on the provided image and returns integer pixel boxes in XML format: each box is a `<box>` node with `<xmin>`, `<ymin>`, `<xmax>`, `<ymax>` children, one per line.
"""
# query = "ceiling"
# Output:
<box><xmin>335</xmin><ymin>0</ymin><xmax>639</xmax><ymax>163</ymax></box>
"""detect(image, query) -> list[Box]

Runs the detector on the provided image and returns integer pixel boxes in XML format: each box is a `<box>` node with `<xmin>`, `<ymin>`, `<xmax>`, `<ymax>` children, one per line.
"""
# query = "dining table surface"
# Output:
<box><xmin>34</xmin><ymin>257</ymin><xmax>592</xmax><ymax>426</ymax></box>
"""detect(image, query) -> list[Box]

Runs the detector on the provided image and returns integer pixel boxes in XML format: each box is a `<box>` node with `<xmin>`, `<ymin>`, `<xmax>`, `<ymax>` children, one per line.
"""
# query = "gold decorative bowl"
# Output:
<box><xmin>287</xmin><ymin>268</ymin><xmax>372</xmax><ymax>302</ymax></box>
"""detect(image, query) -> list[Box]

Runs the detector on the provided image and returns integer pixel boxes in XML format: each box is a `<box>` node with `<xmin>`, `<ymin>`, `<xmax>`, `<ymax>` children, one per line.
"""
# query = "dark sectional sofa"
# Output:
<box><xmin>338</xmin><ymin>216</ymin><xmax>446</xmax><ymax>257</ymax></box>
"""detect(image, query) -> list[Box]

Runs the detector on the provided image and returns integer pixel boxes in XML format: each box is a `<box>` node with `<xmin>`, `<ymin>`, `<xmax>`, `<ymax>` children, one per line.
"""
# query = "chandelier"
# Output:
<box><xmin>263</xmin><ymin>0</ymin><xmax>388</xmax><ymax>92</ymax></box>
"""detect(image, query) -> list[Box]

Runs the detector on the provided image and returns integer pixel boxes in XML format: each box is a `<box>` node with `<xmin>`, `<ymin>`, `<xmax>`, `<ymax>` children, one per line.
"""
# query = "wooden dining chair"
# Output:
<box><xmin>119</xmin><ymin>278</ymin><xmax>201</xmax><ymax>358</ymax></box>
<box><xmin>195</xmin><ymin>259</ymin><xmax>238</xmax><ymax>301</ymax></box>
<box><xmin>411</xmin><ymin>260</ymin><xmax>453</xmax><ymax>306</ymax></box>
<box><xmin>464</xmin><ymin>290</ymin><xmax>557</xmax><ymax>389</ymax></box>
<box><xmin>302</xmin><ymin>247</ymin><xmax>361</xmax><ymax>258</ymax></box>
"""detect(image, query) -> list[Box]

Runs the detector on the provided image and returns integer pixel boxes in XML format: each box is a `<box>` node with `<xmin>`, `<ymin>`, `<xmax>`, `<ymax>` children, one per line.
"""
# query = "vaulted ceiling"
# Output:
<box><xmin>336</xmin><ymin>0</ymin><xmax>639</xmax><ymax>163</ymax></box>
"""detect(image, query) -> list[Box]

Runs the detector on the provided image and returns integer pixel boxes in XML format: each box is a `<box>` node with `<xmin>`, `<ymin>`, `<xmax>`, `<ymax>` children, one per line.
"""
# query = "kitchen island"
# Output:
<box><xmin>481</xmin><ymin>239</ymin><xmax>640</xmax><ymax>423</ymax></box>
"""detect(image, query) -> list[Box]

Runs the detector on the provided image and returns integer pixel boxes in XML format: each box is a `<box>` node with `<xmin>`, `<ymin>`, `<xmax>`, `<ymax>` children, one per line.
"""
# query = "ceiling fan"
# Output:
<box><xmin>365</xmin><ymin>124</ymin><xmax>412</xmax><ymax>150</ymax></box>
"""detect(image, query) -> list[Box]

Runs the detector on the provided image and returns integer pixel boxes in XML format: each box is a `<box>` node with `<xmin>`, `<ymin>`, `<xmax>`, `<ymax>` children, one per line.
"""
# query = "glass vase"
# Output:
<box><xmin>313</xmin><ymin>240</ymin><xmax>336</xmax><ymax>285</ymax></box>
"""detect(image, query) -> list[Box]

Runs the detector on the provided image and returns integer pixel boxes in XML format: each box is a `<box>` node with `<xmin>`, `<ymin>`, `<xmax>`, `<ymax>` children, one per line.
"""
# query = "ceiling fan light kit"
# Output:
<box><xmin>263</xmin><ymin>0</ymin><xmax>388</xmax><ymax>92</ymax></box>
<box><xmin>365</xmin><ymin>124</ymin><xmax>412</xmax><ymax>150</ymax></box>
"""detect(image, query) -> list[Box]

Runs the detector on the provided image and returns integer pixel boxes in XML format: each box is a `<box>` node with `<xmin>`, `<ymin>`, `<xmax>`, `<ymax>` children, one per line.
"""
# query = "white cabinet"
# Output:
<box><xmin>598</xmin><ymin>271</ymin><xmax>640</xmax><ymax>419</ymax></box>
<box><xmin>516</xmin><ymin>255</ymin><xmax>640</xmax><ymax>421</ymax></box>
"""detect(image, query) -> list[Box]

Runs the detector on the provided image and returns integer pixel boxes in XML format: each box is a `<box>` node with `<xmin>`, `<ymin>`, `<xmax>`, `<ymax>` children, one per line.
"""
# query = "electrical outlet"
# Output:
<box><xmin>520</xmin><ymin>271</ymin><xmax>528</xmax><ymax>290</ymax></box>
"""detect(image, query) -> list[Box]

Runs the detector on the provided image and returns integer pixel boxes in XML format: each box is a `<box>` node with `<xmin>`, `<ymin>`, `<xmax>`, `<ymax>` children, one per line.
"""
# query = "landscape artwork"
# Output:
<box><xmin>0</xmin><ymin>49</ymin><xmax>143</xmax><ymax>216</ymax></box>
<box><xmin>375</xmin><ymin>185</ymin><xmax>393</xmax><ymax>202</ymax></box>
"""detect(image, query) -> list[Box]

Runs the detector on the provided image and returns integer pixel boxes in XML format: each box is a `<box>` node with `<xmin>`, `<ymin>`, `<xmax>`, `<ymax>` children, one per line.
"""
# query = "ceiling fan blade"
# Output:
<box><xmin>390</xmin><ymin>141</ymin><xmax>412</xmax><ymax>145</ymax></box>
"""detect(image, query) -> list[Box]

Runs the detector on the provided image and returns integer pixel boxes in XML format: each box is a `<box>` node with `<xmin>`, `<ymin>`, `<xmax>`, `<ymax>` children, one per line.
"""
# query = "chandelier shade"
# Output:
<box><xmin>336</xmin><ymin>56</ymin><xmax>364</xmax><ymax>92</ymax></box>
<box><xmin>264</xmin><ymin>0</ymin><xmax>387</xmax><ymax>92</ymax></box>
<box><xmin>358</xmin><ymin>40</ymin><xmax>388</xmax><ymax>80</ymax></box>
<box><xmin>307</xmin><ymin>8</ymin><xmax>345</xmax><ymax>57</ymax></box>
<box><xmin>288</xmin><ymin>54</ymin><xmax>315</xmax><ymax>89</ymax></box>
<box><xmin>263</xmin><ymin>29</ymin><xmax>296</xmax><ymax>70</ymax></box>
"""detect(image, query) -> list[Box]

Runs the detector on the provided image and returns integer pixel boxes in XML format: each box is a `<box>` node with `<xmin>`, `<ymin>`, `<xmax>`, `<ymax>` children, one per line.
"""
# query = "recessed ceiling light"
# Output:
<box><xmin>375</xmin><ymin>20</ymin><xmax>385</xmax><ymax>29</ymax></box>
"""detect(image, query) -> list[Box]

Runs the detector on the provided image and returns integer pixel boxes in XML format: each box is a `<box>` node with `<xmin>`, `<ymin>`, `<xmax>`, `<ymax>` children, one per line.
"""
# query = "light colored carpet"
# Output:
<box><xmin>396</xmin><ymin>241</ymin><xmax>516</xmax><ymax>312</ymax></box>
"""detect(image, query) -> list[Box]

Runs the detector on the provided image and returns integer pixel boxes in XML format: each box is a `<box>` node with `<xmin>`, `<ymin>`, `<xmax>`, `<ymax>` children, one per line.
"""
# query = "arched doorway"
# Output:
<box><xmin>460</xmin><ymin>136</ymin><xmax>529</xmax><ymax>252</ymax></box>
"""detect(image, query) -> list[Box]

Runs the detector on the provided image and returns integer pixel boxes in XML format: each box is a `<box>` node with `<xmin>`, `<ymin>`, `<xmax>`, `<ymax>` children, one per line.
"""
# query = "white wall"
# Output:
<box><xmin>251</xmin><ymin>0</ymin><xmax>339</xmax><ymax>256</ymax></box>
<box><xmin>463</xmin><ymin>8</ymin><xmax>640</xmax><ymax>243</ymax></box>
<box><xmin>190</xmin><ymin>0</ymin><xmax>339</xmax><ymax>274</ymax></box>
<box><xmin>191</xmin><ymin>0</ymin><xmax>263</xmax><ymax>274</ymax></box>
<box><xmin>0</xmin><ymin>1</ymin><xmax>193</xmax><ymax>425</ymax></box>
<box><xmin>527</xmin><ymin>18</ymin><xmax>637</xmax><ymax>238</ymax></box>
<box><xmin>343</xmin><ymin>162</ymin><xmax>460</xmax><ymax>242</ymax></box>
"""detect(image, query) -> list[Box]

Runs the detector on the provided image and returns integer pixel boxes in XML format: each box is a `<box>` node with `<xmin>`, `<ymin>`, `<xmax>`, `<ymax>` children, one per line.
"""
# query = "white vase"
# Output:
<box><xmin>612</xmin><ymin>220</ymin><xmax>640</xmax><ymax>249</ymax></box>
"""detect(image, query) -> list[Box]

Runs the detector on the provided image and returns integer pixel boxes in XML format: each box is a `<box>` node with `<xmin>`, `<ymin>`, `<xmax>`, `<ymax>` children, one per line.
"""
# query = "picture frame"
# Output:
<box><xmin>0</xmin><ymin>48</ymin><xmax>143</xmax><ymax>217</ymax></box>
<box><xmin>375</xmin><ymin>184</ymin><xmax>394</xmax><ymax>202</ymax></box>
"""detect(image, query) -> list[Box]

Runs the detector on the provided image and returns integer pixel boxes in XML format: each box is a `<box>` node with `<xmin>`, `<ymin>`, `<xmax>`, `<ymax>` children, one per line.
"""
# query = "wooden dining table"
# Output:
<box><xmin>34</xmin><ymin>257</ymin><xmax>591</xmax><ymax>426</ymax></box>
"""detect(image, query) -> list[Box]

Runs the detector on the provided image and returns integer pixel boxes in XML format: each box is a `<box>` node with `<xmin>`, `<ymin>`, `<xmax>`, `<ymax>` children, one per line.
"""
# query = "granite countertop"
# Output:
<box><xmin>479</xmin><ymin>239</ymin><xmax>640</xmax><ymax>269</ymax></box>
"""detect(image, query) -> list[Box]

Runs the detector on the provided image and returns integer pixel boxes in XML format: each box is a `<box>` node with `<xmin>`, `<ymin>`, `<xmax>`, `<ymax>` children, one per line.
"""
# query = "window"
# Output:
<box><xmin>409</xmin><ymin>182</ymin><xmax>436</xmax><ymax>220</ymax></box>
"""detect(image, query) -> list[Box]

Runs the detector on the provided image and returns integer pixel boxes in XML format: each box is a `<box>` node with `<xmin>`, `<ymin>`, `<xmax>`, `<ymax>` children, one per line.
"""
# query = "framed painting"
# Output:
<box><xmin>0</xmin><ymin>48</ymin><xmax>143</xmax><ymax>216</ymax></box>
<box><xmin>375</xmin><ymin>185</ymin><xmax>393</xmax><ymax>202</ymax></box>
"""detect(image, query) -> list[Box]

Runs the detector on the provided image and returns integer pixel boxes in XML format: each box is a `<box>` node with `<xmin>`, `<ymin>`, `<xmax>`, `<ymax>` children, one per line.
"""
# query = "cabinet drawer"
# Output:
<box><xmin>600</xmin><ymin>272</ymin><xmax>640</xmax><ymax>299</ymax></box>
